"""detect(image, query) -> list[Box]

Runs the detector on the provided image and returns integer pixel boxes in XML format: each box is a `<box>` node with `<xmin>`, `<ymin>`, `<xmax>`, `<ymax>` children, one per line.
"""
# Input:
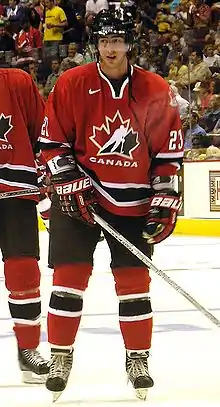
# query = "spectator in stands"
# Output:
<box><xmin>15</xmin><ymin>17</ymin><xmax>42</xmax><ymax>55</ymax></box>
<box><xmin>176</xmin><ymin>48</ymin><xmax>212</xmax><ymax>88</ymax></box>
<box><xmin>85</xmin><ymin>0</ymin><xmax>108</xmax><ymax>17</ymax></box>
<box><xmin>183</xmin><ymin>109</ymin><xmax>207</xmax><ymax>149</ymax></box>
<box><xmin>0</xmin><ymin>19</ymin><xmax>15</xmax><ymax>52</ymax></box>
<box><xmin>155</xmin><ymin>11</ymin><xmax>171</xmax><ymax>33</ymax></box>
<box><xmin>203</xmin><ymin>44</ymin><xmax>220</xmax><ymax>68</ymax></box>
<box><xmin>4</xmin><ymin>0</ymin><xmax>25</xmax><ymax>35</ymax></box>
<box><xmin>167</xmin><ymin>54</ymin><xmax>188</xmax><ymax>82</ymax></box>
<box><xmin>55</xmin><ymin>0</ymin><xmax>82</xmax><ymax>45</ymax></box>
<box><xmin>59</xmin><ymin>56</ymin><xmax>77</xmax><ymax>72</ymax></box>
<box><xmin>137</xmin><ymin>36</ymin><xmax>149</xmax><ymax>69</ymax></box>
<box><xmin>165</xmin><ymin>34</ymin><xmax>183</xmax><ymax>68</ymax></box>
<box><xmin>5</xmin><ymin>0</ymin><xmax>21</xmax><ymax>19</ymax></box>
<box><xmin>136</xmin><ymin>1</ymin><xmax>157</xmax><ymax>32</ymax></box>
<box><xmin>85</xmin><ymin>0</ymin><xmax>108</xmax><ymax>37</ymax></box>
<box><xmin>193</xmin><ymin>80</ymin><xmax>214</xmax><ymax>113</ymax></box>
<box><xmin>44</xmin><ymin>57</ymin><xmax>60</xmax><ymax>97</ymax></box>
<box><xmin>170</xmin><ymin>83</ymin><xmax>189</xmax><ymax>117</ymax></box>
<box><xmin>62</xmin><ymin>41</ymin><xmax>84</xmax><ymax>64</ymax></box>
<box><xmin>28</xmin><ymin>58</ymin><xmax>38</xmax><ymax>81</ymax></box>
<box><xmin>189</xmin><ymin>0</ymin><xmax>211</xmax><ymax>49</ymax></box>
<box><xmin>190</xmin><ymin>0</ymin><xmax>211</xmax><ymax>26</ymax></box>
<box><xmin>200</xmin><ymin>94</ymin><xmax>220</xmax><ymax>133</ymax></box>
<box><xmin>210</xmin><ymin>1</ymin><xmax>220</xmax><ymax>26</ymax></box>
<box><xmin>33</xmin><ymin>0</ymin><xmax>43</xmax><ymax>22</ymax></box>
<box><xmin>16</xmin><ymin>54</ymin><xmax>35</xmax><ymax>70</ymax></box>
<box><xmin>175</xmin><ymin>0</ymin><xmax>191</xmax><ymax>28</ymax></box>
<box><xmin>26</xmin><ymin>0</ymin><xmax>41</xmax><ymax>29</ymax></box>
<box><xmin>43</xmin><ymin>0</ymin><xmax>67</xmax><ymax>48</ymax></box>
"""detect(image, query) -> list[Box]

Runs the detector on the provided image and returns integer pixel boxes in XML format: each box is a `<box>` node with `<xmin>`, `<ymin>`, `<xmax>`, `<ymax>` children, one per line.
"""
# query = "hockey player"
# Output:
<box><xmin>39</xmin><ymin>7</ymin><xmax>183</xmax><ymax>401</ymax></box>
<box><xmin>0</xmin><ymin>68</ymin><xmax>49</xmax><ymax>383</ymax></box>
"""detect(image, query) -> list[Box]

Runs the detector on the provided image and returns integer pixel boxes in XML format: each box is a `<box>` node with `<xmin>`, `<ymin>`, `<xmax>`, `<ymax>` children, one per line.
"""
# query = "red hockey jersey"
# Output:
<box><xmin>40</xmin><ymin>62</ymin><xmax>183</xmax><ymax>216</ymax></box>
<box><xmin>0</xmin><ymin>69</ymin><xmax>45</xmax><ymax>198</ymax></box>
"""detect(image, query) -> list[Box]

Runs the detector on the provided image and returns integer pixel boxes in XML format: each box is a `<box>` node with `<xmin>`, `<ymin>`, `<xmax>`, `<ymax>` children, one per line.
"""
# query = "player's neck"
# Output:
<box><xmin>99</xmin><ymin>59</ymin><xmax>128</xmax><ymax>80</ymax></box>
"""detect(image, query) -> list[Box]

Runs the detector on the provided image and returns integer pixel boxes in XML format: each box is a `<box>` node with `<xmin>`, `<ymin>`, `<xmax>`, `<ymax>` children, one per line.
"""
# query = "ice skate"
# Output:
<box><xmin>46</xmin><ymin>348</ymin><xmax>73</xmax><ymax>402</ymax></box>
<box><xmin>126</xmin><ymin>351</ymin><xmax>154</xmax><ymax>400</ymax></box>
<box><xmin>18</xmin><ymin>348</ymin><xmax>49</xmax><ymax>384</ymax></box>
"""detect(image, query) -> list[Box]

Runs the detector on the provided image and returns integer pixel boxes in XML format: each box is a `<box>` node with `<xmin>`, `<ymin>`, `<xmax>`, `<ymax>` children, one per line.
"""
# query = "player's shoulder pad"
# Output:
<box><xmin>53</xmin><ymin>62</ymin><xmax>97</xmax><ymax>91</ymax></box>
<box><xmin>133</xmin><ymin>66</ymin><xmax>169</xmax><ymax>98</ymax></box>
<box><xmin>0</xmin><ymin>68</ymin><xmax>33</xmax><ymax>93</ymax></box>
<box><xmin>3</xmin><ymin>68</ymin><xmax>33</xmax><ymax>87</ymax></box>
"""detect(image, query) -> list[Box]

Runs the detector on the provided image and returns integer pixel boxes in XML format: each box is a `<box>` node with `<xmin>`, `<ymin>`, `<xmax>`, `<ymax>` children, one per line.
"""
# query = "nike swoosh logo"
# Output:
<box><xmin>89</xmin><ymin>88</ymin><xmax>101</xmax><ymax>95</ymax></box>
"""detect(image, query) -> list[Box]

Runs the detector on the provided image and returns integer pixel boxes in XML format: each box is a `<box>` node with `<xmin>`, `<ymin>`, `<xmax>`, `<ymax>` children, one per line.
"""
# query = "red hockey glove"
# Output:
<box><xmin>51</xmin><ymin>170</ymin><xmax>96</xmax><ymax>225</ymax></box>
<box><xmin>143</xmin><ymin>191</ymin><xmax>182</xmax><ymax>244</ymax></box>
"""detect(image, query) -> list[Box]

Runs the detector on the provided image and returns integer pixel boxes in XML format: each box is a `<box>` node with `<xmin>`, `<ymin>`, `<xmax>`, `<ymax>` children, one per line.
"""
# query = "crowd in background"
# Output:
<box><xmin>0</xmin><ymin>0</ymin><xmax>219</xmax><ymax>154</ymax></box>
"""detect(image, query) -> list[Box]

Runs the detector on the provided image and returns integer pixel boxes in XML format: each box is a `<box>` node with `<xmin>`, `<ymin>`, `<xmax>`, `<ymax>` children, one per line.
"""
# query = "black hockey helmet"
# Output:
<box><xmin>90</xmin><ymin>7</ymin><xmax>135</xmax><ymax>46</ymax></box>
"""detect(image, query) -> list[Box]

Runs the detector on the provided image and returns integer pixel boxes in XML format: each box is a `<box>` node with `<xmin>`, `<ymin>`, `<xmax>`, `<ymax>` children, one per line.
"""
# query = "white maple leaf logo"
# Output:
<box><xmin>89</xmin><ymin>110</ymin><xmax>139</xmax><ymax>159</ymax></box>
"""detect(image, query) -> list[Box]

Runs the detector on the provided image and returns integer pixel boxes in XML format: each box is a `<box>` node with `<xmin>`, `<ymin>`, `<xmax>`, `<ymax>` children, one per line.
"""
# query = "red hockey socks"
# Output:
<box><xmin>113</xmin><ymin>267</ymin><xmax>153</xmax><ymax>351</ymax></box>
<box><xmin>4</xmin><ymin>257</ymin><xmax>41</xmax><ymax>349</ymax></box>
<box><xmin>48</xmin><ymin>263</ymin><xmax>92</xmax><ymax>347</ymax></box>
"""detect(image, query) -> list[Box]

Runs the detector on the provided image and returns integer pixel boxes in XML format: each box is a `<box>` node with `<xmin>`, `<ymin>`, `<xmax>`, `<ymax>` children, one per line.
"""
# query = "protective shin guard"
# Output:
<box><xmin>113</xmin><ymin>267</ymin><xmax>153</xmax><ymax>351</ymax></box>
<box><xmin>48</xmin><ymin>263</ymin><xmax>92</xmax><ymax>347</ymax></box>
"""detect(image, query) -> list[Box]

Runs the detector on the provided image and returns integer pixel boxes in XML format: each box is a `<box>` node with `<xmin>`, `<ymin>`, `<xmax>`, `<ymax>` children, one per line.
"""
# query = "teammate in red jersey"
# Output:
<box><xmin>39</xmin><ymin>7</ymin><xmax>183</xmax><ymax>401</ymax></box>
<box><xmin>0</xmin><ymin>68</ymin><xmax>49</xmax><ymax>383</ymax></box>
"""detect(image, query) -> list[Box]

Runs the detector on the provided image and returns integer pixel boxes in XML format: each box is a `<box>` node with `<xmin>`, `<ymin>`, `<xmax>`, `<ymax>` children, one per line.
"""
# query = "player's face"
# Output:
<box><xmin>98</xmin><ymin>34</ymin><xmax>128</xmax><ymax>78</ymax></box>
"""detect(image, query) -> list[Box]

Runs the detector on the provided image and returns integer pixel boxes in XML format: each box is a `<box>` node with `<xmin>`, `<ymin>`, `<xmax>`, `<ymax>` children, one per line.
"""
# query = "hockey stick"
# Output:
<box><xmin>2</xmin><ymin>188</ymin><xmax>219</xmax><ymax>327</ymax></box>
<box><xmin>92</xmin><ymin>211</ymin><xmax>220</xmax><ymax>328</ymax></box>
<box><xmin>0</xmin><ymin>187</ymin><xmax>47</xmax><ymax>200</ymax></box>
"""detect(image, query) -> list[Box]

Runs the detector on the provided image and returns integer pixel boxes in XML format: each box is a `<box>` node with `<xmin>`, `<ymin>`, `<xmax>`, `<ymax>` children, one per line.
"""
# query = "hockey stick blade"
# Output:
<box><xmin>0</xmin><ymin>187</ymin><xmax>47</xmax><ymax>200</ymax></box>
<box><xmin>93</xmin><ymin>211</ymin><xmax>220</xmax><ymax>328</ymax></box>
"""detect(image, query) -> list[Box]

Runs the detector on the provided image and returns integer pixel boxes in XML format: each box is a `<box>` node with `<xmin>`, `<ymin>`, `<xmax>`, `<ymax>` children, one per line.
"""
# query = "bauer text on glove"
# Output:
<box><xmin>52</xmin><ymin>170</ymin><xmax>96</xmax><ymax>225</ymax></box>
<box><xmin>143</xmin><ymin>192</ymin><xmax>182</xmax><ymax>244</ymax></box>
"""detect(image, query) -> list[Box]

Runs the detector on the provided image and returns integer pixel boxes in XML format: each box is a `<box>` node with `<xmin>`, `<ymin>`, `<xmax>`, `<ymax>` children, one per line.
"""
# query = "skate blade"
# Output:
<box><xmin>135</xmin><ymin>388</ymin><xmax>148</xmax><ymax>401</ymax></box>
<box><xmin>21</xmin><ymin>371</ymin><xmax>47</xmax><ymax>384</ymax></box>
<box><xmin>52</xmin><ymin>392</ymin><xmax>63</xmax><ymax>403</ymax></box>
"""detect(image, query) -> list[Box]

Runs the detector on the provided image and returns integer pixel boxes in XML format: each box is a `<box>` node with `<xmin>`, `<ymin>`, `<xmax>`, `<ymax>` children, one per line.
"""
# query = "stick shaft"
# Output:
<box><xmin>93</xmin><ymin>212</ymin><xmax>220</xmax><ymax>328</ymax></box>
<box><xmin>0</xmin><ymin>188</ymin><xmax>44</xmax><ymax>200</ymax></box>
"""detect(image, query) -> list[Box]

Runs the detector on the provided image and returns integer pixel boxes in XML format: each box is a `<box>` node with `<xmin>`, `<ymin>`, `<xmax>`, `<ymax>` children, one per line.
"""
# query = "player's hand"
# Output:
<box><xmin>51</xmin><ymin>170</ymin><xmax>96</xmax><ymax>225</ymax></box>
<box><xmin>143</xmin><ymin>191</ymin><xmax>182</xmax><ymax>244</ymax></box>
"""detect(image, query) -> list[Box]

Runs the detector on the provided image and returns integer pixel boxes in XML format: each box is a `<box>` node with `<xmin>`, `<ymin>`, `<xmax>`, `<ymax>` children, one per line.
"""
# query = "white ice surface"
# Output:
<box><xmin>0</xmin><ymin>233</ymin><xmax>220</xmax><ymax>406</ymax></box>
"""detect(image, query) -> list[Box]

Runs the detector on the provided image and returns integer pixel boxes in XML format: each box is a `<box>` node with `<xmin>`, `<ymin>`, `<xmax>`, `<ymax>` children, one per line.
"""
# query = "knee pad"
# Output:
<box><xmin>53</xmin><ymin>263</ymin><xmax>92</xmax><ymax>292</ymax></box>
<box><xmin>4</xmin><ymin>257</ymin><xmax>40</xmax><ymax>293</ymax></box>
<box><xmin>112</xmin><ymin>267</ymin><xmax>151</xmax><ymax>297</ymax></box>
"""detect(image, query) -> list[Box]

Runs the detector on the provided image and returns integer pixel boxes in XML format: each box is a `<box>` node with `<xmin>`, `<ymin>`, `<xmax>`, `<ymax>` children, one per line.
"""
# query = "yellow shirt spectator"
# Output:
<box><xmin>158</xmin><ymin>22</ymin><xmax>170</xmax><ymax>33</ymax></box>
<box><xmin>44</xmin><ymin>5</ymin><xmax>67</xmax><ymax>42</ymax></box>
